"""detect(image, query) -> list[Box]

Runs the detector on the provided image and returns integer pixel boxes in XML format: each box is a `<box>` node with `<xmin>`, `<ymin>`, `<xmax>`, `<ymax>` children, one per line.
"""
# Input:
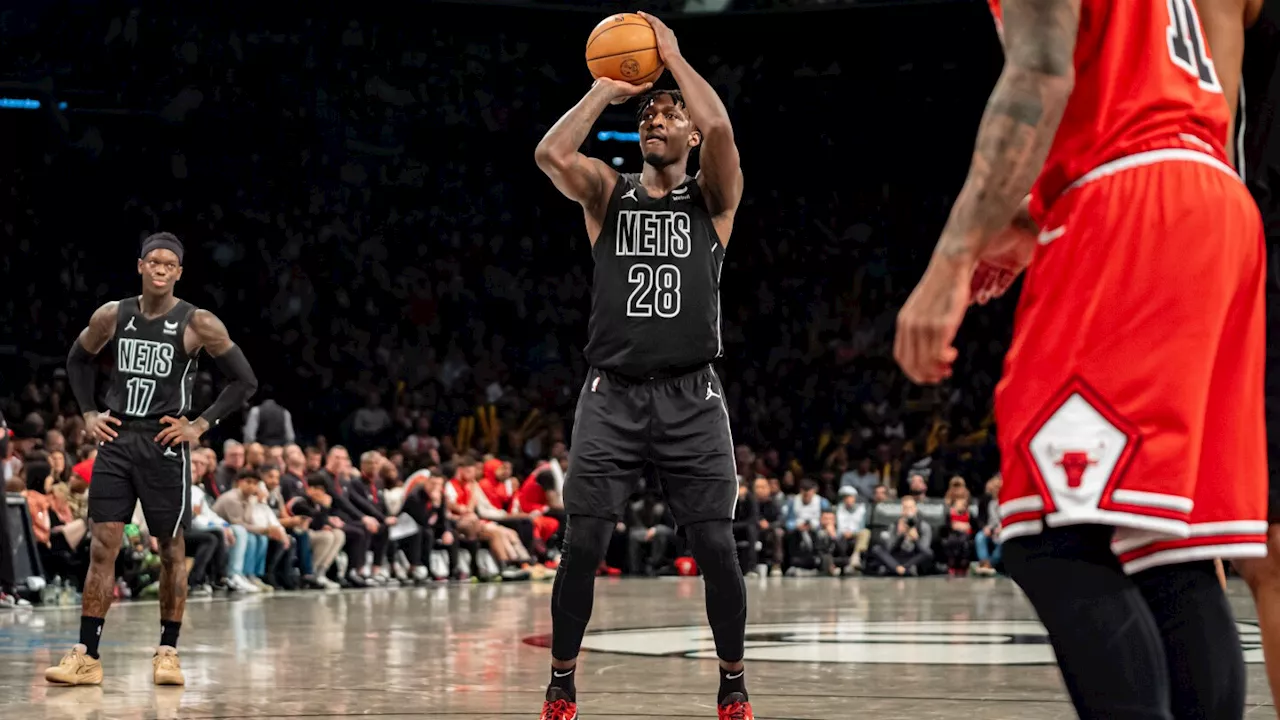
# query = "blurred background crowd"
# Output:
<box><xmin>1</xmin><ymin>0</ymin><xmax>1025</xmax><ymax>599</ymax></box>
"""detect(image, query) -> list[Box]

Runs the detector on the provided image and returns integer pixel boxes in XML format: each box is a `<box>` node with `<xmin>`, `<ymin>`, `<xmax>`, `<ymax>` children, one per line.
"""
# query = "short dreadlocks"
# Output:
<box><xmin>634</xmin><ymin>88</ymin><xmax>689</xmax><ymax>124</ymax></box>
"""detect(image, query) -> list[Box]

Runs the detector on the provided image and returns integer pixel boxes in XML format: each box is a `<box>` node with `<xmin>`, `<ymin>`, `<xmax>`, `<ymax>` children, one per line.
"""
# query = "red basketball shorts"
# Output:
<box><xmin>995</xmin><ymin>148</ymin><xmax>1270</xmax><ymax>574</ymax></box>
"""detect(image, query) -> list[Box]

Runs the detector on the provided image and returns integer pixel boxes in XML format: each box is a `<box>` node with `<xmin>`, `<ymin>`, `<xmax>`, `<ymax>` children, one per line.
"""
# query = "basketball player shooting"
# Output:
<box><xmin>46</xmin><ymin>232</ymin><xmax>258</xmax><ymax>687</ymax></box>
<box><xmin>897</xmin><ymin>0</ymin><xmax>1268</xmax><ymax>717</ymax></box>
<box><xmin>533</xmin><ymin>12</ymin><xmax>748</xmax><ymax>720</ymax></box>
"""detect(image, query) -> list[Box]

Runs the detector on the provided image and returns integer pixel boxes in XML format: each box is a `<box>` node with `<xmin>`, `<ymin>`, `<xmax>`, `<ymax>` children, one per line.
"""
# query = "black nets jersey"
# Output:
<box><xmin>104</xmin><ymin>297</ymin><xmax>200</xmax><ymax>420</ymax></box>
<box><xmin>584</xmin><ymin>173</ymin><xmax>725</xmax><ymax>377</ymax></box>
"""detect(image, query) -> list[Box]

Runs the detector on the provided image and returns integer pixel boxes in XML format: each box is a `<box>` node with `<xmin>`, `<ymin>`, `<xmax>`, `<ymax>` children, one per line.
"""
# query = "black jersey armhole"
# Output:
<box><xmin>590</xmin><ymin>173</ymin><xmax>628</xmax><ymax>256</ymax></box>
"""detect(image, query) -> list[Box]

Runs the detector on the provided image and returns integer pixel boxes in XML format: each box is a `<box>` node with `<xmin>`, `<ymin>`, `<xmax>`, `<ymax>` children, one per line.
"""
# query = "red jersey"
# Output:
<box><xmin>515</xmin><ymin>476</ymin><xmax>548</xmax><ymax>514</ymax></box>
<box><xmin>988</xmin><ymin>0</ymin><xmax>1230</xmax><ymax>219</ymax></box>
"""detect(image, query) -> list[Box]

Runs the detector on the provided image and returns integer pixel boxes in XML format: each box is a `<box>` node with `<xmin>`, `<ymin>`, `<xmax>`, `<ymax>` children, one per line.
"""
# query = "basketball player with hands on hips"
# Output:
<box><xmin>898</xmin><ymin>0</ymin><xmax>1267</xmax><ymax>718</ymax></box>
<box><xmin>534</xmin><ymin>12</ymin><xmax>749</xmax><ymax>720</ymax></box>
<box><xmin>45</xmin><ymin>232</ymin><xmax>258</xmax><ymax>687</ymax></box>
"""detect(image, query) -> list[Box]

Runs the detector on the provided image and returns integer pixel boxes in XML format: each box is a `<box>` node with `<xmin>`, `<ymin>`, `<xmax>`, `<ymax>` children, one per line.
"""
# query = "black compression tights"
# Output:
<box><xmin>550</xmin><ymin>516</ymin><xmax>747</xmax><ymax>663</ymax></box>
<box><xmin>1004</xmin><ymin>525</ymin><xmax>1244</xmax><ymax>720</ymax></box>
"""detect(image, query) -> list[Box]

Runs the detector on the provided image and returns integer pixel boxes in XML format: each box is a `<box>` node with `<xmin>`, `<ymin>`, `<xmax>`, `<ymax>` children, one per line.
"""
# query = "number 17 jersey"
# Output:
<box><xmin>104</xmin><ymin>296</ymin><xmax>200</xmax><ymax>420</ymax></box>
<box><xmin>585</xmin><ymin>173</ymin><xmax>725</xmax><ymax>378</ymax></box>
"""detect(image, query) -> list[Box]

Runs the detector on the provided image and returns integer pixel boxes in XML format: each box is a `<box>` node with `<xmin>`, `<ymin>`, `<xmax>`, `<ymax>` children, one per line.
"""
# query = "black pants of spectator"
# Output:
<box><xmin>758</xmin><ymin>523</ymin><xmax>784</xmax><ymax>569</ymax></box>
<box><xmin>39</xmin><ymin>534</ymin><xmax>91</xmax><ymax>590</ymax></box>
<box><xmin>183</xmin><ymin>529</ymin><xmax>222</xmax><ymax>587</ymax></box>
<box><xmin>786</xmin><ymin>529</ymin><xmax>823</xmax><ymax>570</ymax></box>
<box><xmin>0</xmin><ymin>493</ymin><xmax>15</xmax><ymax>594</ymax></box>
<box><xmin>627</xmin><ymin>525</ymin><xmax>674</xmax><ymax>576</ymax></box>
<box><xmin>826</xmin><ymin>535</ymin><xmax>853</xmax><ymax>572</ymax></box>
<box><xmin>732</xmin><ymin>520</ymin><xmax>759</xmax><ymax>574</ymax></box>
<box><xmin>341</xmin><ymin>525</ymin><xmax>370</xmax><ymax>578</ymax></box>
<box><xmin>498</xmin><ymin>517</ymin><xmax>536</xmax><ymax>557</ymax></box>
<box><xmin>265</xmin><ymin>538</ymin><xmax>297</xmax><ymax>588</ymax></box>
<box><xmin>870</xmin><ymin>543</ymin><xmax>933</xmax><ymax>574</ymax></box>
<box><xmin>370</xmin><ymin>523</ymin><xmax>390</xmax><ymax>568</ymax></box>
<box><xmin>943</xmin><ymin>533</ymin><xmax>973</xmax><ymax>572</ymax></box>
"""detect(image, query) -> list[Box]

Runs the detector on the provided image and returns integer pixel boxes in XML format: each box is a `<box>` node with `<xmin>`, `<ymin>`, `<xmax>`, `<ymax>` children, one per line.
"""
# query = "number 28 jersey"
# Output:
<box><xmin>104</xmin><ymin>296</ymin><xmax>200</xmax><ymax>420</ymax></box>
<box><xmin>988</xmin><ymin>0</ymin><xmax>1232</xmax><ymax>220</ymax></box>
<box><xmin>584</xmin><ymin>173</ymin><xmax>725</xmax><ymax>378</ymax></box>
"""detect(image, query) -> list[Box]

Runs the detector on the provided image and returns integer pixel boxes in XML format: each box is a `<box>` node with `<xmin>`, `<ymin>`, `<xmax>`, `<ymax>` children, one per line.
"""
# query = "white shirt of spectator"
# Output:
<box><xmin>189</xmin><ymin>484</ymin><xmax>228</xmax><ymax>531</ymax></box>
<box><xmin>837</xmin><ymin>503</ymin><xmax>867</xmax><ymax>536</ymax></box>
<box><xmin>250</xmin><ymin>499</ymin><xmax>282</xmax><ymax>530</ymax></box>
<box><xmin>791</xmin><ymin>495</ymin><xmax>824</xmax><ymax>528</ymax></box>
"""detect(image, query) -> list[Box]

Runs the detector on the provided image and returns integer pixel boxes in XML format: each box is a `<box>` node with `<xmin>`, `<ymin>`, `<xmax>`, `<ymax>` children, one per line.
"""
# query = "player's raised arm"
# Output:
<box><xmin>534</xmin><ymin>79</ymin><xmax>651</xmax><ymax>216</ymax></box>
<box><xmin>640</xmin><ymin>12</ymin><xmax>743</xmax><ymax>219</ymax></box>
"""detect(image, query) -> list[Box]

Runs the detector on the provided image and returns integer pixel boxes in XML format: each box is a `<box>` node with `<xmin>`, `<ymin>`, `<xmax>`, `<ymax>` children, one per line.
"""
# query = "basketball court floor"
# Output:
<box><xmin>0</xmin><ymin>577</ymin><xmax>1272</xmax><ymax>719</ymax></box>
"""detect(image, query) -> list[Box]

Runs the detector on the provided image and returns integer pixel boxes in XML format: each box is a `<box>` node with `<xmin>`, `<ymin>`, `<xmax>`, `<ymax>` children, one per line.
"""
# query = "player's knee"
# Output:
<box><xmin>158</xmin><ymin>536</ymin><xmax>186</xmax><ymax>566</ymax></box>
<box><xmin>685</xmin><ymin>519</ymin><xmax>736</xmax><ymax>563</ymax></box>
<box><xmin>561</xmin><ymin>515</ymin><xmax>613</xmax><ymax>569</ymax></box>
<box><xmin>88</xmin><ymin>522</ymin><xmax>124</xmax><ymax>565</ymax></box>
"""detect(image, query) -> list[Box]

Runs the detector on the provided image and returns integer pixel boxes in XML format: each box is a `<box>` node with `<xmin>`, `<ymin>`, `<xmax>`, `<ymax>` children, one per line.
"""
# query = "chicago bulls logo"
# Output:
<box><xmin>1047</xmin><ymin>442</ymin><xmax>1103</xmax><ymax>489</ymax></box>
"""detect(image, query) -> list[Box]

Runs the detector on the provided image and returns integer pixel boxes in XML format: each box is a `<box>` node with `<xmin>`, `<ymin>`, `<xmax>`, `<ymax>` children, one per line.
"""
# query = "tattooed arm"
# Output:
<box><xmin>935</xmin><ymin>0</ymin><xmax>1079</xmax><ymax>262</ymax></box>
<box><xmin>896</xmin><ymin>0</ymin><xmax>1079</xmax><ymax>385</ymax></box>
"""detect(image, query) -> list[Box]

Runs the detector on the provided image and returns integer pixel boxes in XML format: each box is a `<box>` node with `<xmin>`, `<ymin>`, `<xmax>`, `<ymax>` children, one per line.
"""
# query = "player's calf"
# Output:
<box><xmin>1003</xmin><ymin>525</ymin><xmax>1174</xmax><ymax>720</ymax></box>
<box><xmin>1132</xmin><ymin>560</ymin><xmax>1245</xmax><ymax>720</ymax></box>
<box><xmin>1233</xmin><ymin>525</ymin><xmax>1280</xmax><ymax>715</ymax></box>
<box><xmin>545</xmin><ymin>514</ymin><xmax>614</xmax><ymax>707</ymax></box>
<box><xmin>156</xmin><ymin>533</ymin><xmax>188</xmax><ymax>676</ymax></box>
<box><xmin>684</xmin><ymin>519</ymin><xmax>751</xmax><ymax>713</ymax></box>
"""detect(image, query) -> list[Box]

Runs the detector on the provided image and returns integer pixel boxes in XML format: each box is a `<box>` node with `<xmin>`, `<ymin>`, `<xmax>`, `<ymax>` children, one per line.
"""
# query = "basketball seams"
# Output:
<box><xmin>585</xmin><ymin>22</ymin><xmax>656</xmax><ymax>59</ymax></box>
<box><xmin>586</xmin><ymin>47</ymin><xmax>658</xmax><ymax>62</ymax></box>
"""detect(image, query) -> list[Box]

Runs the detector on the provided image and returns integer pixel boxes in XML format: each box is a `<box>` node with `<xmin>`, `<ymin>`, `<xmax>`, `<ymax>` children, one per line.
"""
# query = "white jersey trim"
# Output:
<box><xmin>1067</xmin><ymin>147</ymin><xmax>1238</xmax><ymax>193</ymax></box>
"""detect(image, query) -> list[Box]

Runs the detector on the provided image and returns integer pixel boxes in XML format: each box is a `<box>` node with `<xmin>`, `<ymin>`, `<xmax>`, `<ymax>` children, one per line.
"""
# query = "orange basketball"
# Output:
<box><xmin>585</xmin><ymin>13</ymin><xmax>663</xmax><ymax>85</ymax></box>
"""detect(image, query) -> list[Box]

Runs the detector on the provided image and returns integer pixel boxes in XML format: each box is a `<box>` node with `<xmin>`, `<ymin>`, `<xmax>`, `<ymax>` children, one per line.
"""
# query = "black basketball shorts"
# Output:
<box><xmin>89</xmin><ymin>422</ymin><xmax>192</xmax><ymax>539</ymax></box>
<box><xmin>565</xmin><ymin>364</ymin><xmax>737</xmax><ymax>525</ymax></box>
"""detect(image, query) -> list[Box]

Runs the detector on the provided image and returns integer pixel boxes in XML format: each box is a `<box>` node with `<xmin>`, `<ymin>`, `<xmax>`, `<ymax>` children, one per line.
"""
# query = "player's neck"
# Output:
<box><xmin>137</xmin><ymin>292</ymin><xmax>179</xmax><ymax>319</ymax></box>
<box><xmin>640</xmin><ymin>162</ymin><xmax>688</xmax><ymax>193</ymax></box>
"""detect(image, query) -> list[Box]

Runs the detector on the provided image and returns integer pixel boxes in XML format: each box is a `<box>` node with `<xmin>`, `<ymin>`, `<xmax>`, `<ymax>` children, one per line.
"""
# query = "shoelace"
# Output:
<box><xmin>543</xmin><ymin>699</ymin><xmax>575</xmax><ymax>720</ymax></box>
<box><xmin>719</xmin><ymin>702</ymin><xmax>749</xmax><ymax>720</ymax></box>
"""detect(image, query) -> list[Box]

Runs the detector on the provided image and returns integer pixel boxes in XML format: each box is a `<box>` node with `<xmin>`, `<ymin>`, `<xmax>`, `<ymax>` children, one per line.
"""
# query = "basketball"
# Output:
<box><xmin>585</xmin><ymin>13</ymin><xmax>663</xmax><ymax>85</ymax></box>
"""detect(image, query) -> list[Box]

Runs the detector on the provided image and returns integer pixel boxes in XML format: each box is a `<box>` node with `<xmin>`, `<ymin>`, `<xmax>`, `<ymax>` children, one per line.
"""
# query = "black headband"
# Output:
<box><xmin>140</xmin><ymin>233</ymin><xmax>184</xmax><ymax>265</ymax></box>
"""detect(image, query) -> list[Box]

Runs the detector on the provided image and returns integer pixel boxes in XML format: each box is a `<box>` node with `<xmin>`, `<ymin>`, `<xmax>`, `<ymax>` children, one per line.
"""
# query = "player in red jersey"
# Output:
<box><xmin>897</xmin><ymin>0</ymin><xmax>1267</xmax><ymax>717</ymax></box>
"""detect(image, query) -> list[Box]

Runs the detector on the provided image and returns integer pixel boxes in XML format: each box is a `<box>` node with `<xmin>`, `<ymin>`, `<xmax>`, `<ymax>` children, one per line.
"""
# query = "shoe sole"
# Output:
<box><xmin>45</xmin><ymin>674</ymin><xmax>103</xmax><ymax>686</ymax></box>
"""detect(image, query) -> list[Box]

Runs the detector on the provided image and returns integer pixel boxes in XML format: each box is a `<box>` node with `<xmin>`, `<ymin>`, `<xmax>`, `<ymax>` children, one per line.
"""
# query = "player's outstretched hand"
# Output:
<box><xmin>637</xmin><ymin>12</ymin><xmax>681</xmax><ymax>63</ymax></box>
<box><xmin>155</xmin><ymin>416</ymin><xmax>207</xmax><ymax>446</ymax></box>
<box><xmin>895</xmin><ymin>256</ymin><xmax>972</xmax><ymax>385</ymax></box>
<box><xmin>85</xmin><ymin>410</ymin><xmax>122</xmax><ymax>443</ymax></box>
<box><xmin>593</xmin><ymin>78</ymin><xmax>654</xmax><ymax>105</ymax></box>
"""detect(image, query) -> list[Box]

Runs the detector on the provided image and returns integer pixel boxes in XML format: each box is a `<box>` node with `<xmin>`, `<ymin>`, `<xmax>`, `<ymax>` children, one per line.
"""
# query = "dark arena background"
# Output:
<box><xmin>0</xmin><ymin>1</ymin><xmax>1272</xmax><ymax>719</ymax></box>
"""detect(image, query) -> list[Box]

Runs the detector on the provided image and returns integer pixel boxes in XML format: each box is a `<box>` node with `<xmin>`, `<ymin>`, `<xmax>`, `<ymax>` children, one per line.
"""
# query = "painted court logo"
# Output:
<box><xmin>527</xmin><ymin>620</ymin><xmax>1265</xmax><ymax>666</ymax></box>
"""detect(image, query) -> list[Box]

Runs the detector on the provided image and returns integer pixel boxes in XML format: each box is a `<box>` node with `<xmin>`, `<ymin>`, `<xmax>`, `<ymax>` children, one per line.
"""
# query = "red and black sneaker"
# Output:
<box><xmin>717</xmin><ymin>693</ymin><xmax>753</xmax><ymax>720</ymax></box>
<box><xmin>540</xmin><ymin>688</ymin><xmax>577</xmax><ymax>720</ymax></box>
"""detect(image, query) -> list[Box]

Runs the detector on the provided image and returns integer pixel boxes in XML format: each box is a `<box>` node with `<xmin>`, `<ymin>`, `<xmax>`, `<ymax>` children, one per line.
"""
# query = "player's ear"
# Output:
<box><xmin>689</xmin><ymin>129</ymin><xmax>701</xmax><ymax>149</ymax></box>
<box><xmin>137</xmin><ymin>259</ymin><xmax>144</xmax><ymax>276</ymax></box>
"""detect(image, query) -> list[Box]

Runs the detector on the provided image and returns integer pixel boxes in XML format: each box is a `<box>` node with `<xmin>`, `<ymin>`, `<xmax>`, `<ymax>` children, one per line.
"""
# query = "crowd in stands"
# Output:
<box><xmin>0</xmin><ymin>0</ymin><xmax>1021</xmax><ymax>602</ymax></box>
<box><xmin>3</xmin><ymin>382</ymin><xmax>1009</xmax><ymax>603</ymax></box>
